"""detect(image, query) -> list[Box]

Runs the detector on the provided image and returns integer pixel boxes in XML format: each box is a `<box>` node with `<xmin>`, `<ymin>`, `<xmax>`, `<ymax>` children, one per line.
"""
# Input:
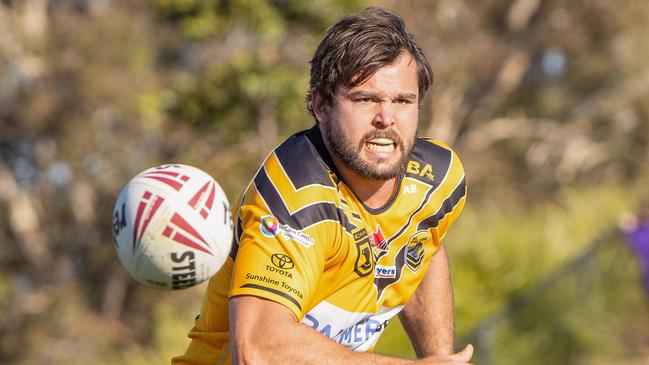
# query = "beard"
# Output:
<box><xmin>325</xmin><ymin>119</ymin><xmax>415</xmax><ymax>181</ymax></box>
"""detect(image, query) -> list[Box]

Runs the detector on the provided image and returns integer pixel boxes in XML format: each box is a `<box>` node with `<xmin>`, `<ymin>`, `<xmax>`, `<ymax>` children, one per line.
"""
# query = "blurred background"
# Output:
<box><xmin>1</xmin><ymin>0</ymin><xmax>649</xmax><ymax>363</ymax></box>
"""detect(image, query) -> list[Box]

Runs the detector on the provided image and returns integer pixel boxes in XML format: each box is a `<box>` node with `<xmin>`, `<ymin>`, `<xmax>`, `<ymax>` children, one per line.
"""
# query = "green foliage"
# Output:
<box><xmin>482</xmin><ymin>240</ymin><xmax>644</xmax><ymax>365</ymax></box>
<box><xmin>152</xmin><ymin>0</ymin><xmax>364</xmax><ymax>40</ymax></box>
<box><xmin>151</xmin><ymin>0</ymin><xmax>367</xmax><ymax>198</ymax></box>
<box><xmin>375</xmin><ymin>185</ymin><xmax>649</xmax><ymax>363</ymax></box>
<box><xmin>168</xmin><ymin>54</ymin><xmax>307</xmax><ymax>141</ymax></box>
<box><xmin>157</xmin><ymin>0</ymin><xmax>366</xmax><ymax>145</ymax></box>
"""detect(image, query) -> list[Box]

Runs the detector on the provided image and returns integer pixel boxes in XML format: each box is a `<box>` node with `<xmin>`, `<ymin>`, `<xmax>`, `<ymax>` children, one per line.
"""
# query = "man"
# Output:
<box><xmin>173</xmin><ymin>7</ymin><xmax>472</xmax><ymax>364</ymax></box>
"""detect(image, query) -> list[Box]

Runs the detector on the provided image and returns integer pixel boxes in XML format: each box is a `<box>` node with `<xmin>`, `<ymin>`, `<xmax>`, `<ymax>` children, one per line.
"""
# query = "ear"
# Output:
<box><xmin>311</xmin><ymin>88</ymin><xmax>329</xmax><ymax>124</ymax></box>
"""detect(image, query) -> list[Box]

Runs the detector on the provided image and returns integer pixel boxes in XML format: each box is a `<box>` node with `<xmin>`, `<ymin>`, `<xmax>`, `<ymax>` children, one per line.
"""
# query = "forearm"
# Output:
<box><xmin>230</xmin><ymin>296</ymin><xmax>416</xmax><ymax>365</ymax></box>
<box><xmin>399</xmin><ymin>245</ymin><xmax>455</xmax><ymax>357</ymax></box>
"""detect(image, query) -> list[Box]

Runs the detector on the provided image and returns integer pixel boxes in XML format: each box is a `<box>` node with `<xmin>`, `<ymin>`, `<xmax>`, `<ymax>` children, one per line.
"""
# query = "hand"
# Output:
<box><xmin>418</xmin><ymin>344</ymin><xmax>474</xmax><ymax>364</ymax></box>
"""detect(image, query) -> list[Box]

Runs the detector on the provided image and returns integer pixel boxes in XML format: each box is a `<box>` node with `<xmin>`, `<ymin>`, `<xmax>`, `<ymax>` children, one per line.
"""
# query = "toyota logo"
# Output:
<box><xmin>271</xmin><ymin>253</ymin><xmax>294</xmax><ymax>269</ymax></box>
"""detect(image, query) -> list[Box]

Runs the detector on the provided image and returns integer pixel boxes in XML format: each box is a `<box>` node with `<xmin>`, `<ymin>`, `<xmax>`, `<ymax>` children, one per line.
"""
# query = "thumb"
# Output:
<box><xmin>449</xmin><ymin>344</ymin><xmax>473</xmax><ymax>362</ymax></box>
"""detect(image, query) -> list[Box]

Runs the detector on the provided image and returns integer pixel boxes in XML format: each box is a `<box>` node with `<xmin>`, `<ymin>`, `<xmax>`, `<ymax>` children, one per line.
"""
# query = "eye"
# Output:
<box><xmin>356</xmin><ymin>97</ymin><xmax>373</xmax><ymax>103</ymax></box>
<box><xmin>395</xmin><ymin>98</ymin><xmax>412</xmax><ymax>104</ymax></box>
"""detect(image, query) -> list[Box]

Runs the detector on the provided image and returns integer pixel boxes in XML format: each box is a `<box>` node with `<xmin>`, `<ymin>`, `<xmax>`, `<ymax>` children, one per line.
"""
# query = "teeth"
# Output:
<box><xmin>365</xmin><ymin>139</ymin><xmax>394</xmax><ymax>152</ymax></box>
<box><xmin>368</xmin><ymin>138</ymin><xmax>394</xmax><ymax>145</ymax></box>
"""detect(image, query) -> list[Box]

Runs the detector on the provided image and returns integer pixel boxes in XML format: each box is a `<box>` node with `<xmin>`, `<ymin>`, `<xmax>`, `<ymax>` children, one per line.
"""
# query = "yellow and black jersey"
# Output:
<box><xmin>172</xmin><ymin>126</ymin><xmax>466</xmax><ymax>365</ymax></box>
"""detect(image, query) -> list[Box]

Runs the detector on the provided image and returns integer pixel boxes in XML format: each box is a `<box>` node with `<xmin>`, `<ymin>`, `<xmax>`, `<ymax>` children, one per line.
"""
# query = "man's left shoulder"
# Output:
<box><xmin>405</xmin><ymin>138</ymin><xmax>464</xmax><ymax>185</ymax></box>
<box><xmin>413</xmin><ymin>137</ymin><xmax>458</xmax><ymax>158</ymax></box>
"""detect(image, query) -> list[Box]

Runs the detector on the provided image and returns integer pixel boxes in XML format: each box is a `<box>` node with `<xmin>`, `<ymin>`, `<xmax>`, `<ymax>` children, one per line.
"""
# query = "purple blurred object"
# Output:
<box><xmin>624</xmin><ymin>219</ymin><xmax>649</xmax><ymax>293</ymax></box>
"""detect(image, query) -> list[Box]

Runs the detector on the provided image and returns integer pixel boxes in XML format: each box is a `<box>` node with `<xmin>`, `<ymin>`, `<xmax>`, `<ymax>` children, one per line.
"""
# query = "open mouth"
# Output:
<box><xmin>365</xmin><ymin>138</ymin><xmax>396</xmax><ymax>153</ymax></box>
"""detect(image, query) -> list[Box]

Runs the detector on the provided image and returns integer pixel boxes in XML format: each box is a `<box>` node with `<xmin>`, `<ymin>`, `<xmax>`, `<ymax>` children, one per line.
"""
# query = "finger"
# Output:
<box><xmin>449</xmin><ymin>344</ymin><xmax>473</xmax><ymax>362</ymax></box>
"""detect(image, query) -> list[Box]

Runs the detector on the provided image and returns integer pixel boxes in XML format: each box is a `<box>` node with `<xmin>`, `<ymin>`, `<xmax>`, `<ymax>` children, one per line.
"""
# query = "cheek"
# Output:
<box><xmin>342</xmin><ymin>124</ymin><xmax>365</xmax><ymax>145</ymax></box>
<box><xmin>399</xmin><ymin>110</ymin><xmax>419</xmax><ymax>134</ymax></box>
<box><xmin>332</xmin><ymin>109</ymin><xmax>366</xmax><ymax>138</ymax></box>
<box><xmin>337</xmin><ymin>101</ymin><xmax>376</xmax><ymax>122</ymax></box>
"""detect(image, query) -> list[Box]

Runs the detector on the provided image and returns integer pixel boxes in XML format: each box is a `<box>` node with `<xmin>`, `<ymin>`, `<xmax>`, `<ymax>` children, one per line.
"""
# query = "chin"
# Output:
<box><xmin>359</xmin><ymin>163</ymin><xmax>403</xmax><ymax>181</ymax></box>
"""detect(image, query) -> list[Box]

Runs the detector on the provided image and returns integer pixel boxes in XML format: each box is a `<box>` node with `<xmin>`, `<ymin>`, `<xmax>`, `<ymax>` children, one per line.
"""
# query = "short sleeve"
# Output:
<box><xmin>229</xmin><ymin>190</ymin><xmax>332</xmax><ymax>320</ymax></box>
<box><xmin>436</xmin><ymin>145</ymin><xmax>467</xmax><ymax>241</ymax></box>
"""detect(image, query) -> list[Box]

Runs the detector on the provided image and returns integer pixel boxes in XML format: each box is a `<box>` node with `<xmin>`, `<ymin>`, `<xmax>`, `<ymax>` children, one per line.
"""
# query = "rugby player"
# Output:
<box><xmin>173</xmin><ymin>7</ymin><xmax>473</xmax><ymax>365</ymax></box>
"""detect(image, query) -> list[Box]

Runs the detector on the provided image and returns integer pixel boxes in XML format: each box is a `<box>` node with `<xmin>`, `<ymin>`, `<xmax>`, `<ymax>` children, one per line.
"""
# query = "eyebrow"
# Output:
<box><xmin>346</xmin><ymin>90</ymin><xmax>418</xmax><ymax>100</ymax></box>
<box><xmin>394</xmin><ymin>93</ymin><xmax>418</xmax><ymax>100</ymax></box>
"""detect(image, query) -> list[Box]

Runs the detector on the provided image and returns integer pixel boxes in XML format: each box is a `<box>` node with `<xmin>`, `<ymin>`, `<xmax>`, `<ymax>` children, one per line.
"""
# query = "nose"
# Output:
<box><xmin>372</xmin><ymin>102</ymin><xmax>395</xmax><ymax>129</ymax></box>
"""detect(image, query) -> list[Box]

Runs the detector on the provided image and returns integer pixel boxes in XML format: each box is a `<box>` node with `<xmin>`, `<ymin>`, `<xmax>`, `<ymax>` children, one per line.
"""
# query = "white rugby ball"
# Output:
<box><xmin>111</xmin><ymin>164</ymin><xmax>233</xmax><ymax>290</ymax></box>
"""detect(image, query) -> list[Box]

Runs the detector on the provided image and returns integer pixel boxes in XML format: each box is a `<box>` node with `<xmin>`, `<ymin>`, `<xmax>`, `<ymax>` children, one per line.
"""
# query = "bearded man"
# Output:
<box><xmin>173</xmin><ymin>7</ymin><xmax>472</xmax><ymax>365</ymax></box>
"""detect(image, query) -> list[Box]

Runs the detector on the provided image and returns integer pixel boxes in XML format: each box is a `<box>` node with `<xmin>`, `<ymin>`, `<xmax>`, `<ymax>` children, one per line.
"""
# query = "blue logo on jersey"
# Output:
<box><xmin>259</xmin><ymin>215</ymin><xmax>315</xmax><ymax>248</ymax></box>
<box><xmin>303</xmin><ymin>314</ymin><xmax>388</xmax><ymax>346</ymax></box>
<box><xmin>374</xmin><ymin>265</ymin><xmax>397</xmax><ymax>278</ymax></box>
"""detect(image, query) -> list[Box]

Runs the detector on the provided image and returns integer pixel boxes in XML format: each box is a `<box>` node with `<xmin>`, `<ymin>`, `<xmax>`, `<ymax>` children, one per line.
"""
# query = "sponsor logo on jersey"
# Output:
<box><xmin>243</xmin><ymin>273</ymin><xmax>304</xmax><ymax>300</ymax></box>
<box><xmin>374</xmin><ymin>265</ymin><xmax>397</xmax><ymax>279</ymax></box>
<box><xmin>353</xmin><ymin>228</ymin><xmax>368</xmax><ymax>241</ymax></box>
<box><xmin>271</xmin><ymin>253</ymin><xmax>294</xmax><ymax>269</ymax></box>
<box><xmin>336</xmin><ymin>318</ymin><xmax>388</xmax><ymax>346</ymax></box>
<box><xmin>405</xmin><ymin>230</ymin><xmax>429</xmax><ymax>271</ymax></box>
<box><xmin>303</xmin><ymin>313</ymin><xmax>388</xmax><ymax>347</ymax></box>
<box><xmin>370</xmin><ymin>226</ymin><xmax>388</xmax><ymax>251</ymax></box>
<box><xmin>406</xmin><ymin>160</ymin><xmax>435</xmax><ymax>182</ymax></box>
<box><xmin>260</xmin><ymin>215</ymin><xmax>280</xmax><ymax>237</ymax></box>
<box><xmin>354</xmin><ymin>239</ymin><xmax>374</xmax><ymax>277</ymax></box>
<box><xmin>370</xmin><ymin>225</ymin><xmax>390</xmax><ymax>261</ymax></box>
<box><xmin>260</xmin><ymin>215</ymin><xmax>314</xmax><ymax>248</ymax></box>
<box><xmin>403</xmin><ymin>184</ymin><xmax>417</xmax><ymax>194</ymax></box>
<box><xmin>266</xmin><ymin>253</ymin><xmax>294</xmax><ymax>278</ymax></box>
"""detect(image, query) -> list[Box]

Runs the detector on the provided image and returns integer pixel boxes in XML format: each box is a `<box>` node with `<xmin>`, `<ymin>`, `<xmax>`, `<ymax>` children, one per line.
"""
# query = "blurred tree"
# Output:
<box><xmin>397</xmin><ymin>0</ymin><xmax>649</xmax><ymax>197</ymax></box>
<box><xmin>150</xmin><ymin>0</ymin><xmax>364</xmax><ymax>195</ymax></box>
<box><xmin>1</xmin><ymin>0</ymin><xmax>649</xmax><ymax>364</ymax></box>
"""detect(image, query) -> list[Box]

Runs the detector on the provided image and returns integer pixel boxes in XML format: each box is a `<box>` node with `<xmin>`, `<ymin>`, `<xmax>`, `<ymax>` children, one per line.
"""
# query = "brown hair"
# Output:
<box><xmin>306</xmin><ymin>7</ymin><xmax>433</xmax><ymax>119</ymax></box>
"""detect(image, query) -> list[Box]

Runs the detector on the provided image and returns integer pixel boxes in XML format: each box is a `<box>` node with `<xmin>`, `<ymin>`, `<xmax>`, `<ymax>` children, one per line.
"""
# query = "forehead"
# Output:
<box><xmin>341</xmin><ymin>53</ymin><xmax>419</xmax><ymax>96</ymax></box>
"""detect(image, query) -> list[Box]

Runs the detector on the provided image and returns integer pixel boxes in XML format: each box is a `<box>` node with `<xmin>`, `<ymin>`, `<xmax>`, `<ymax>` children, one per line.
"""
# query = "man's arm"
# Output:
<box><xmin>229</xmin><ymin>295</ymin><xmax>473</xmax><ymax>365</ymax></box>
<box><xmin>398</xmin><ymin>245</ymin><xmax>460</xmax><ymax>357</ymax></box>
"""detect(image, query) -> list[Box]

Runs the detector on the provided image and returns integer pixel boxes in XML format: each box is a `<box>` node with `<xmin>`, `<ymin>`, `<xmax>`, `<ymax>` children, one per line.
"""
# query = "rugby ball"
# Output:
<box><xmin>111</xmin><ymin>164</ymin><xmax>233</xmax><ymax>290</ymax></box>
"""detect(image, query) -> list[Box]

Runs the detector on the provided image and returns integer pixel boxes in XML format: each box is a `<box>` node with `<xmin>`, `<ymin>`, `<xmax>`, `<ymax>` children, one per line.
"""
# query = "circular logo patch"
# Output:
<box><xmin>260</xmin><ymin>215</ymin><xmax>280</xmax><ymax>237</ymax></box>
<box><xmin>271</xmin><ymin>253</ymin><xmax>294</xmax><ymax>269</ymax></box>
